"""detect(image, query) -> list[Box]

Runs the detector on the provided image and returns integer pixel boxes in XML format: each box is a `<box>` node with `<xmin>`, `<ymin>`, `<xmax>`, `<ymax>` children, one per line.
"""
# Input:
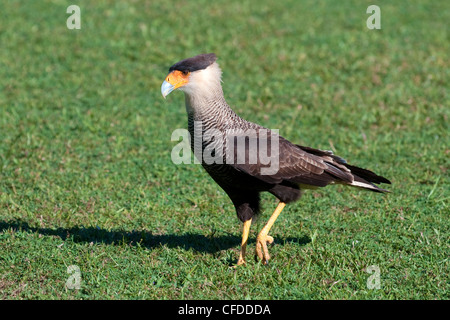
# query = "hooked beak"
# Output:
<box><xmin>161</xmin><ymin>80</ymin><xmax>174</xmax><ymax>99</ymax></box>
<box><xmin>161</xmin><ymin>70</ymin><xmax>190</xmax><ymax>99</ymax></box>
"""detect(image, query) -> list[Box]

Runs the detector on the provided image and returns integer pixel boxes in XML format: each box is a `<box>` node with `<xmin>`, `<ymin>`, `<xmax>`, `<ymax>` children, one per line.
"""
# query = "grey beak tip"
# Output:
<box><xmin>161</xmin><ymin>80</ymin><xmax>175</xmax><ymax>98</ymax></box>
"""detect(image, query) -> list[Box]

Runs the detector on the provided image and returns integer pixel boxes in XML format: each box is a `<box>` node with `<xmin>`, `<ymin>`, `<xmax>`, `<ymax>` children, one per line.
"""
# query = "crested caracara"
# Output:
<box><xmin>161</xmin><ymin>53</ymin><xmax>391</xmax><ymax>265</ymax></box>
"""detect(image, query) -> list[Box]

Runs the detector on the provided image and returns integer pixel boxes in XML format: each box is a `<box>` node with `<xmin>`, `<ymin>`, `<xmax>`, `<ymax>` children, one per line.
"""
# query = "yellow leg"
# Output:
<box><xmin>236</xmin><ymin>218</ymin><xmax>252</xmax><ymax>266</ymax></box>
<box><xmin>255</xmin><ymin>202</ymin><xmax>286</xmax><ymax>264</ymax></box>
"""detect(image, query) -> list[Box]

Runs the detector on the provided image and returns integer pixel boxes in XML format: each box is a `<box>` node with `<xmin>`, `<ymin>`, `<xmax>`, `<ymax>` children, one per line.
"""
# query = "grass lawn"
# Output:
<box><xmin>0</xmin><ymin>0</ymin><xmax>448</xmax><ymax>299</ymax></box>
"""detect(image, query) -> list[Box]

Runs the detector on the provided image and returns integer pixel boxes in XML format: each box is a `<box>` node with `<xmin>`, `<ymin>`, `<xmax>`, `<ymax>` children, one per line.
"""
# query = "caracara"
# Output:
<box><xmin>161</xmin><ymin>53</ymin><xmax>390</xmax><ymax>266</ymax></box>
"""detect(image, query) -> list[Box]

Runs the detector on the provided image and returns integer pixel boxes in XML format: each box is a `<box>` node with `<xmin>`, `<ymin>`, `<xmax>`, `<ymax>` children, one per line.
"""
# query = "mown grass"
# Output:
<box><xmin>0</xmin><ymin>0</ymin><xmax>448</xmax><ymax>299</ymax></box>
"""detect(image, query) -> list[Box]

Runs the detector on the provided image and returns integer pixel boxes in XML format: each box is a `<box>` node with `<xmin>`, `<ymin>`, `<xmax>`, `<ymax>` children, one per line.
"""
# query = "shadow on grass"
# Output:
<box><xmin>0</xmin><ymin>220</ymin><xmax>311</xmax><ymax>254</ymax></box>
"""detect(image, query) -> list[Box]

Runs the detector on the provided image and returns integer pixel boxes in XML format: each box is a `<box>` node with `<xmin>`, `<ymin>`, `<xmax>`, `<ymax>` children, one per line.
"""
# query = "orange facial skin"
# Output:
<box><xmin>165</xmin><ymin>70</ymin><xmax>190</xmax><ymax>89</ymax></box>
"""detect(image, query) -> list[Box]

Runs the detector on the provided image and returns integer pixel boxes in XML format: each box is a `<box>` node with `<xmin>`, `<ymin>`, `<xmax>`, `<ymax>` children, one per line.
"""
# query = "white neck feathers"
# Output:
<box><xmin>181</xmin><ymin>63</ymin><xmax>227</xmax><ymax>115</ymax></box>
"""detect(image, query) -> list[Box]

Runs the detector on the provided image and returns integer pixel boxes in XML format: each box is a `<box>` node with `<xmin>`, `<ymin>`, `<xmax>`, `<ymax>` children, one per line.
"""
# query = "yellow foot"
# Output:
<box><xmin>255</xmin><ymin>233</ymin><xmax>274</xmax><ymax>264</ymax></box>
<box><xmin>233</xmin><ymin>257</ymin><xmax>246</xmax><ymax>268</ymax></box>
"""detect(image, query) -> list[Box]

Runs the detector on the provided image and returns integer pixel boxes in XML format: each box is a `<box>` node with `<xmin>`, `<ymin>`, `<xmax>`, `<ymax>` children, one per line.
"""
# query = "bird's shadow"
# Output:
<box><xmin>0</xmin><ymin>219</ymin><xmax>310</xmax><ymax>255</ymax></box>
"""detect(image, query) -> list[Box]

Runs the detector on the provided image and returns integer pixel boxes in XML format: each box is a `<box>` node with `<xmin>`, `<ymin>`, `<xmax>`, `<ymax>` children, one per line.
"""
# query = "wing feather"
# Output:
<box><xmin>225</xmin><ymin>126</ymin><xmax>389</xmax><ymax>192</ymax></box>
<box><xmin>229</xmin><ymin>132</ymin><xmax>350</xmax><ymax>187</ymax></box>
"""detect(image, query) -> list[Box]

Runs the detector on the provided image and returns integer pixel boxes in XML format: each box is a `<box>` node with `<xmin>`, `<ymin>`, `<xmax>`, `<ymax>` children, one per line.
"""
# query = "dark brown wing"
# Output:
<box><xmin>228</xmin><ymin>130</ymin><xmax>389</xmax><ymax>192</ymax></box>
<box><xmin>228</xmin><ymin>132</ymin><xmax>353</xmax><ymax>187</ymax></box>
<box><xmin>297</xmin><ymin>144</ymin><xmax>391</xmax><ymax>185</ymax></box>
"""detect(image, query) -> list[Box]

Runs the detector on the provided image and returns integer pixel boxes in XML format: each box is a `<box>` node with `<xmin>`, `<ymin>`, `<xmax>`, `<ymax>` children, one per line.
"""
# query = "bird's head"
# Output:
<box><xmin>161</xmin><ymin>53</ymin><xmax>222</xmax><ymax>98</ymax></box>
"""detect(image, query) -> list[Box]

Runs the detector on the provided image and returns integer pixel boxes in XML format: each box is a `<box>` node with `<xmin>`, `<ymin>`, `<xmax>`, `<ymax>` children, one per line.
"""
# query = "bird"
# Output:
<box><xmin>161</xmin><ymin>53</ymin><xmax>391</xmax><ymax>266</ymax></box>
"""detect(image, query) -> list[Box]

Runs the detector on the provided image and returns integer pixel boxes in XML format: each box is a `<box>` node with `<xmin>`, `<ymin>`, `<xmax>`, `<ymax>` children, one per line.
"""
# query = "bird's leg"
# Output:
<box><xmin>235</xmin><ymin>218</ymin><xmax>252</xmax><ymax>266</ymax></box>
<box><xmin>255</xmin><ymin>202</ymin><xmax>286</xmax><ymax>264</ymax></box>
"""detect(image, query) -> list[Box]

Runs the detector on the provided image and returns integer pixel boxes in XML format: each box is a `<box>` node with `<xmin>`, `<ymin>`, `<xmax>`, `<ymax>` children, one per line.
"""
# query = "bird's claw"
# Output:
<box><xmin>233</xmin><ymin>257</ymin><xmax>246</xmax><ymax>268</ymax></box>
<box><xmin>255</xmin><ymin>233</ymin><xmax>274</xmax><ymax>264</ymax></box>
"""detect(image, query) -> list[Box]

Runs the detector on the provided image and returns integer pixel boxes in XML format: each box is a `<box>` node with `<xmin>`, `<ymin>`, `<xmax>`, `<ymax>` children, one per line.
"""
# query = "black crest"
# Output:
<box><xmin>169</xmin><ymin>53</ymin><xmax>217</xmax><ymax>73</ymax></box>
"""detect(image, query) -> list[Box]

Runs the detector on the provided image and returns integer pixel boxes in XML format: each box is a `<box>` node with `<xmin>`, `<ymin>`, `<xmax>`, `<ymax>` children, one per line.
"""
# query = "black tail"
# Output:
<box><xmin>297</xmin><ymin>145</ymin><xmax>391</xmax><ymax>193</ymax></box>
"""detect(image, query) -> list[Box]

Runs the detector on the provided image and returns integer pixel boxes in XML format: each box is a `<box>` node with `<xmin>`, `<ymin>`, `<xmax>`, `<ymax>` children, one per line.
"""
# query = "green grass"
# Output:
<box><xmin>0</xmin><ymin>0</ymin><xmax>448</xmax><ymax>299</ymax></box>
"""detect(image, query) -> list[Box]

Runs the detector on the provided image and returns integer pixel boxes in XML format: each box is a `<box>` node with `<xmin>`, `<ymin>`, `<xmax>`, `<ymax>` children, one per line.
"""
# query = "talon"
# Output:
<box><xmin>234</xmin><ymin>257</ymin><xmax>246</xmax><ymax>267</ymax></box>
<box><xmin>255</xmin><ymin>233</ymin><xmax>273</xmax><ymax>264</ymax></box>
